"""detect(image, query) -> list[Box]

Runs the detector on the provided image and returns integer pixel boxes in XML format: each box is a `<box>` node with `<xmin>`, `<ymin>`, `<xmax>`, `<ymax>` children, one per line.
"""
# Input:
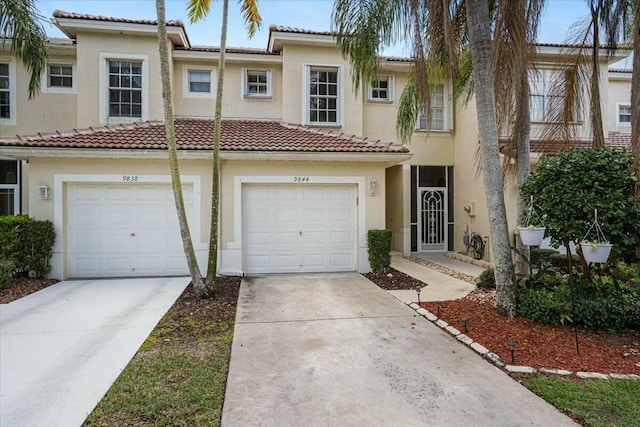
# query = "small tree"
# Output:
<box><xmin>521</xmin><ymin>148</ymin><xmax>640</xmax><ymax>278</ymax></box>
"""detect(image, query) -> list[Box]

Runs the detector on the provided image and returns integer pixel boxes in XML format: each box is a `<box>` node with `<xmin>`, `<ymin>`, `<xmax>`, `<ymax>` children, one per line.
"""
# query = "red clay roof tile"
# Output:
<box><xmin>0</xmin><ymin>119</ymin><xmax>409</xmax><ymax>154</ymax></box>
<box><xmin>53</xmin><ymin>10</ymin><xmax>185</xmax><ymax>28</ymax></box>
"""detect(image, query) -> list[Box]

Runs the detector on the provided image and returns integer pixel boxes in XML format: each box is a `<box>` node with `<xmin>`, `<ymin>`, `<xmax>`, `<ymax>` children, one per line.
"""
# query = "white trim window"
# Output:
<box><xmin>108</xmin><ymin>60</ymin><xmax>142</xmax><ymax>118</ymax></box>
<box><xmin>417</xmin><ymin>84</ymin><xmax>446</xmax><ymax>131</ymax></box>
<box><xmin>616</xmin><ymin>103</ymin><xmax>631</xmax><ymax>127</ymax></box>
<box><xmin>0</xmin><ymin>61</ymin><xmax>16</xmax><ymax>125</ymax></box>
<box><xmin>368</xmin><ymin>76</ymin><xmax>393</xmax><ymax>102</ymax></box>
<box><xmin>529</xmin><ymin>69</ymin><xmax>580</xmax><ymax>122</ymax></box>
<box><xmin>305</xmin><ymin>65</ymin><xmax>341</xmax><ymax>126</ymax></box>
<box><xmin>42</xmin><ymin>62</ymin><xmax>76</xmax><ymax>94</ymax></box>
<box><xmin>99</xmin><ymin>53</ymin><xmax>148</xmax><ymax>124</ymax></box>
<box><xmin>182</xmin><ymin>66</ymin><xmax>215</xmax><ymax>99</ymax></box>
<box><xmin>242</xmin><ymin>69</ymin><xmax>272</xmax><ymax>98</ymax></box>
<box><xmin>0</xmin><ymin>160</ymin><xmax>20</xmax><ymax>215</ymax></box>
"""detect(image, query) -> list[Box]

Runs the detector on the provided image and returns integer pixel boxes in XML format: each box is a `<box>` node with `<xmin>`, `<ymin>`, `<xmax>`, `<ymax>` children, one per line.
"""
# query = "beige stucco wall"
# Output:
<box><xmin>0</xmin><ymin>55</ymin><xmax>78</xmax><ymax>137</ymax></box>
<box><xmin>607</xmin><ymin>75</ymin><xmax>632</xmax><ymax>133</ymax></box>
<box><xmin>385</xmin><ymin>165</ymin><xmax>406</xmax><ymax>252</ymax></box>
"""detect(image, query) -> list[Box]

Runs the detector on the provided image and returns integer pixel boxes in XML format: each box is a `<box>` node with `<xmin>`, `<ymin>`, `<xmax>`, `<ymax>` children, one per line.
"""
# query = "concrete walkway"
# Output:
<box><xmin>0</xmin><ymin>277</ymin><xmax>189</xmax><ymax>427</ymax></box>
<box><xmin>413</xmin><ymin>252</ymin><xmax>487</xmax><ymax>277</ymax></box>
<box><xmin>222</xmin><ymin>273</ymin><xmax>577</xmax><ymax>426</ymax></box>
<box><xmin>389</xmin><ymin>252</ymin><xmax>476</xmax><ymax>303</ymax></box>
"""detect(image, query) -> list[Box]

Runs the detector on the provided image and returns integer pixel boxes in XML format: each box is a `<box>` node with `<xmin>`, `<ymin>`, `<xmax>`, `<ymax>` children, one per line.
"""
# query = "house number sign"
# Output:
<box><xmin>122</xmin><ymin>175</ymin><xmax>140</xmax><ymax>182</ymax></box>
<box><xmin>293</xmin><ymin>176</ymin><xmax>310</xmax><ymax>183</ymax></box>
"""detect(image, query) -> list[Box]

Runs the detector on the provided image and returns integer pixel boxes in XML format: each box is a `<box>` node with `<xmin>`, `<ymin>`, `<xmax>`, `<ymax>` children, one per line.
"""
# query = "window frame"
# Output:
<box><xmin>182</xmin><ymin>65</ymin><xmax>215</xmax><ymax>99</ymax></box>
<box><xmin>42</xmin><ymin>62</ymin><xmax>76</xmax><ymax>94</ymax></box>
<box><xmin>99</xmin><ymin>52</ymin><xmax>149</xmax><ymax>124</ymax></box>
<box><xmin>616</xmin><ymin>102</ymin><xmax>631</xmax><ymax>127</ymax></box>
<box><xmin>303</xmin><ymin>64</ymin><xmax>343</xmax><ymax>127</ymax></box>
<box><xmin>416</xmin><ymin>83</ymin><xmax>450</xmax><ymax>132</ymax></box>
<box><xmin>529</xmin><ymin>68</ymin><xmax>582</xmax><ymax>123</ymax></box>
<box><xmin>0</xmin><ymin>160</ymin><xmax>20</xmax><ymax>216</ymax></box>
<box><xmin>0</xmin><ymin>59</ymin><xmax>17</xmax><ymax>125</ymax></box>
<box><xmin>367</xmin><ymin>75</ymin><xmax>394</xmax><ymax>103</ymax></box>
<box><xmin>242</xmin><ymin>68</ymin><xmax>273</xmax><ymax>99</ymax></box>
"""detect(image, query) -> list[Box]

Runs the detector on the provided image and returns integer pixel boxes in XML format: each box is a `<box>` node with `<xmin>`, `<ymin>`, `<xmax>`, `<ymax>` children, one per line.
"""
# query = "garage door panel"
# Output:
<box><xmin>67</xmin><ymin>183</ymin><xmax>195</xmax><ymax>278</ymax></box>
<box><xmin>243</xmin><ymin>184</ymin><xmax>356</xmax><ymax>274</ymax></box>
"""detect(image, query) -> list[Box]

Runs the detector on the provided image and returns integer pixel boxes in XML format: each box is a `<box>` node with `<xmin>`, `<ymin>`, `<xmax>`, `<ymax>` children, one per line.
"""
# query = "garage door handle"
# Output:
<box><xmin>131</xmin><ymin>233</ymin><xmax>135</xmax><ymax>237</ymax></box>
<box><xmin>299</xmin><ymin>230</ymin><xmax>302</xmax><ymax>235</ymax></box>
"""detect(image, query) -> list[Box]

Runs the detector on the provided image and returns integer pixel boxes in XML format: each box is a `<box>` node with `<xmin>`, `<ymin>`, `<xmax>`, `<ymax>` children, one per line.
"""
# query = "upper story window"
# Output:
<box><xmin>48</xmin><ymin>64</ymin><xmax>72</xmax><ymax>88</ymax></box>
<box><xmin>0</xmin><ymin>61</ymin><xmax>16</xmax><ymax>124</ymax></box>
<box><xmin>417</xmin><ymin>84</ymin><xmax>446</xmax><ymax>131</ymax></box>
<box><xmin>368</xmin><ymin>76</ymin><xmax>393</xmax><ymax>102</ymax></box>
<box><xmin>306</xmin><ymin>65</ymin><xmax>341</xmax><ymax>126</ymax></box>
<box><xmin>243</xmin><ymin>69</ymin><xmax>272</xmax><ymax>98</ymax></box>
<box><xmin>99</xmin><ymin>53</ymin><xmax>148</xmax><ymax>124</ymax></box>
<box><xmin>188</xmin><ymin>70</ymin><xmax>211</xmax><ymax>93</ymax></box>
<box><xmin>529</xmin><ymin>69</ymin><xmax>580</xmax><ymax>122</ymax></box>
<box><xmin>108</xmin><ymin>60</ymin><xmax>142</xmax><ymax>118</ymax></box>
<box><xmin>0</xmin><ymin>63</ymin><xmax>9</xmax><ymax>119</ymax></box>
<box><xmin>182</xmin><ymin>65</ymin><xmax>215</xmax><ymax>99</ymax></box>
<box><xmin>617</xmin><ymin>103</ymin><xmax>631</xmax><ymax>127</ymax></box>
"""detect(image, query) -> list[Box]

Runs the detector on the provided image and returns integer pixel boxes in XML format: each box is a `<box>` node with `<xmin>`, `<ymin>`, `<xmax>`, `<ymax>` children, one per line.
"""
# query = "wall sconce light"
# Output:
<box><xmin>36</xmin><ymin>185</ymin><xmax>51</xmax><ymax>200</ymax></box>
<box><xmin>370</xmin><ymin>178</ymin><xmax>377</xmax><ymax>197</ymax></box>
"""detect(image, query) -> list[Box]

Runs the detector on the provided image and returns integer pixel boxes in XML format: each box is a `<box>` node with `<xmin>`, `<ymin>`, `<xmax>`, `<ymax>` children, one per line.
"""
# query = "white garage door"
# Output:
<box><xmin>67</xmin><ymin>183</ymin><xmax>195</xmax><ymax>278</ymax></box>
<box><xmin>243</xmin><ymin>184</ymin><xmax>357</xmax><ymax>274</ymax></box>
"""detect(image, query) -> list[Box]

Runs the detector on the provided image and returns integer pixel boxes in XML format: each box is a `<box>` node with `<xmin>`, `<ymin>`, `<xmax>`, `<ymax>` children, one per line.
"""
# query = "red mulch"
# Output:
<box><xmin>421</xmin><ymin>290</ymin><xmax>640</xmax><ymax>375</ymax></box>
<box><xmin>0</xmin><ymin>277</ymin><xmax>58</xmax><ymax>304</ymax></box>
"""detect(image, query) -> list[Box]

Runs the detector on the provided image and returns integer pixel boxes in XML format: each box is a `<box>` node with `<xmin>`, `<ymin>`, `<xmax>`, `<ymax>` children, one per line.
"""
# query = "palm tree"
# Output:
<box><xmin>630</xmin><ymin>0</ymin><xmax>639</xmax><ymax>202</ymax></box>
<box><xmin>0</xmin><ymin>0</ymin><xmax>47</xmax><ymax>98</ymax></box>
<box><xmin>187</xmin><ymin>0</ymin><xmax>261</xmax><ymax>288</ymax></box>
<box><xmin>155</xmin><ymin>0</ymin><xmax>208</xmax><ymax>298</ymax></box>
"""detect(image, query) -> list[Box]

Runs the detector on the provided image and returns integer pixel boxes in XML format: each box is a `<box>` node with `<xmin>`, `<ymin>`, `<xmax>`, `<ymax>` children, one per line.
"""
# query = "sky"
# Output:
<box><xmin>35</xmin><ymin>0</ymin><xmax>633</xmax><ymax>68</ymax></box>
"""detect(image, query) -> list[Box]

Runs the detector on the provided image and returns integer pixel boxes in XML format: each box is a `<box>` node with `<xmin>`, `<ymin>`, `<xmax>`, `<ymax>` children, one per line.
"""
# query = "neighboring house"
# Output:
<box><xmin>0</xmin><ymin>11</ymin><xmax>632</xmax><ymax>280</ymax></box>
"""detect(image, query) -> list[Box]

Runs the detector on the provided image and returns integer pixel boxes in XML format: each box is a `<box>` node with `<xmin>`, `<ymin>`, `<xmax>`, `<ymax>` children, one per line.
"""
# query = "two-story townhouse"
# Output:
<box><xmin>0</xmin><ymin>10</ymin><xmax>632</xmax><ymax>280</ymax></box>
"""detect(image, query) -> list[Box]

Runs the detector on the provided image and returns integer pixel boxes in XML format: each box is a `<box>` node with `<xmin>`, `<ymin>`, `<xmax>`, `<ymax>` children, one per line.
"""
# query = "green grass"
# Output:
<box><xmin>520</xmin><ymin>376</ymin><xmax>640</xmax><ymax>427</ymax></box>
<box><xmin>83</xmin><ymin>285</ymin><xmax>238</xmax><ymax>427</ymax></box>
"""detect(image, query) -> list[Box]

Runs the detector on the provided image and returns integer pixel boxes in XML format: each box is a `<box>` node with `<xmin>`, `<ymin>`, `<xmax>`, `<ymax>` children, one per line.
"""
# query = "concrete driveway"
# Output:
<box><xmin>222</xmin><ymin>273</ymin><xmax>577</xmax><ymax>427</ymax></box>
<box><xmin>0</xmin><ymin>277</ymin><xmax>189</xmax><ymax>427</ymax></box>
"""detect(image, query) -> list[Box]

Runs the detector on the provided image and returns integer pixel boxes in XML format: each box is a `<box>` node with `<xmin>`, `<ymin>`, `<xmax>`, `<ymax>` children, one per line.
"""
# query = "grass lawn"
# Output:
<box><xmin>83</xmin><ymin>278</ymin><xmax>241</xmax><ymax>427</ymax></box>
<box><xmin>519</xmin><ymin>375</ymin><xmax>640</xmax><ymax>427</ymax></box>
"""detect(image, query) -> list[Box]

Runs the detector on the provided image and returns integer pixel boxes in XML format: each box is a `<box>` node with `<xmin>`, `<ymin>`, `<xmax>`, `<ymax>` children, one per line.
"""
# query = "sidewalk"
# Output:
<box><xmin>388</xmin><ymin>252</ymin><xmax>477</xmax><ymax>303</ymax></box>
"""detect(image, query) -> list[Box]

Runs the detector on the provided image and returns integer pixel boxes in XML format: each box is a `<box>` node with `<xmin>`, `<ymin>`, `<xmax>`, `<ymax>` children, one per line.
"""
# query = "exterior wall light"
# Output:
<box><xmin>36</xmin><ymin>185</ymin><xmax>51</xmax><ymax>200</ymax></box>
<box><xmin>370</xmin><ymin>178</ymin><xmax>377</xmax><ymax>196</ymax></box>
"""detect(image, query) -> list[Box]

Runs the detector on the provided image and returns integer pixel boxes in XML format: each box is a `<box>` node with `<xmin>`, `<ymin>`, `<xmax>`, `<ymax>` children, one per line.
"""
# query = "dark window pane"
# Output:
<box><xmin>132</xmin><ymin>104</ymin><xmax>141</xmax><ymax>117</ymax></box>
<box><xmin>0</xmin><ymin>189</ymin><xmax>15</xmax><ymax>216</ymax></box>
<box><xmin>328</xmin><ymin>98</ymin><xmax>336</xmax><ymax>109</ymax></box>
<box><xmin>109</xmin><ymin>76</ymin><xmax>119</xmax><ymax>87</ymax></box>
<box><xmin>109</xmin><ymin>103</ymin><xmax>120</xmax><ymax>116</ymax></box>
<box><xmin>0</xmin><ymin>64</ymin><xmax>8</xmax><ymax>75</ymax></box>
<box><xmin>310</xmin><ymin>111</ymin><xmax>317</xmax><ymax>122</ymax></box>
<box><xmin>328</xmin><ymin>84</ymin><xmax>337</xmax><ymax>96</ymax></box>
<box><xmin>0</xmin><ymin>105</ymin><xmax>9</xmax><ymax>118</ymax></box>
<box><xmin>328</xmin><ymin>72</ymin><xmax>337</xmax><ymax>83</ymax></box>
<box><xmin>328</xmin><ymin>111</ymin><xmax>336</xmax><ymax>122</ymax></box>
<box><xmin>0</xmin><ymin>160</ymin><xmax>18</xmax><ymax>184</ymax></box>
<box><xmin>109</xmin><ymin>61</ymin><xmax>120</xmax><ymax>73</ymax></box>
<box><xmin>131</xmin><ymin>75</ymin><xmax>142</xmax><ymax>89</ymax></box>
<box><xmin>132</xmin><ymin>91</ymin><xmax>141</xmax><ymax>103</ymax></box>
<box><xmin>319</xmin><ymin>111</ymin><xmax>327</xmax><ymax>122</ymax></box>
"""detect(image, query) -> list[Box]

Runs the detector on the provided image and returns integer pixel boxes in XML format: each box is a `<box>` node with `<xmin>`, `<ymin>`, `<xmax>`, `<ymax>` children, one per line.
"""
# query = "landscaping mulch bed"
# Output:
<box><xmin>0</xmin><ymin>277</ymin><xmax>58</xmax><ymax>304</ymax></box>
<box><xmin>420</xmin><ymin>289</ymin><xmax>640</xmax><ymax>376</ymax></box>
<box><xmin>364</xmin><ymin>267</ymin><xmax>427</xmax><ymax>290</ymax></box>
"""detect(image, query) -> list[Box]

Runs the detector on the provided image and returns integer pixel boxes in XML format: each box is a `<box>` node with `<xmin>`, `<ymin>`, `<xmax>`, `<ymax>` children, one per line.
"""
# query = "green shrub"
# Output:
<box><xmin>0</xmin><ymin>259</ymin><xmax>15</xmax><ymax>288</ymax></box>
<box><xmin>0</xmin><ymin>216</ymin><xmax>55</xmax><ymax>278</ymax></box>
<box><xmin>549</xmin><ymin>253</ymin><xmax>580</xmax><ymax>274</ymax></box>
<box><xmin>367</xmin><ymin>229</ymin><xmax>392</xmax><ymax>272</ymax></box>
<box><xmin>477</xmin><ymin>268</ymin><xmax>496</xmax><ymax>288</ymax></box>
<box><xmin>530</xmin><ymin>248</ymin><xmax>557</xmax><ymax>268</ymax></box>
<box><xmin>518</xmin><ymin>284</ymin><xmax>640</xmax><ymax>332</ymax></box>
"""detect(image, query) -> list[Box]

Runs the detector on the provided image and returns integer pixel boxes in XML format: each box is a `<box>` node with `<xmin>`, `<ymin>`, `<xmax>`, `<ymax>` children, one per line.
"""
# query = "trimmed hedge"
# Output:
<box><xmin>477</xmin><ymin>268</ymin><xmax>496</xmax><ymax>288</ymax></box>
<box><xmin>367</xmin><ymin>229</ymin><xmax>392</xmax><ymax>272</ymax></box>
<box><xmin>0</xmin><ymin>259</ymin><xmax>14</xmax><ymax>288</ymax></box>
<box><xmin>0</xmin><ymin>216</ymin><xmax>55</xmax><ymax>278</ymax></box>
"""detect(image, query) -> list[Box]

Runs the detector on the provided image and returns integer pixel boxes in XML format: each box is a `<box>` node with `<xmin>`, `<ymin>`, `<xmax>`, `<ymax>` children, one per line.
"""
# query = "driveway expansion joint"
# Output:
<box><xmin>236</xmin><ymin>314</ymin><xmax>415</xmax><ymax>325</ymax></box>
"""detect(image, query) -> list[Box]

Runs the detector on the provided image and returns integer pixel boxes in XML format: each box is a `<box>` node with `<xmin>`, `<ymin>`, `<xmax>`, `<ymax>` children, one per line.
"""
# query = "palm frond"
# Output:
<box><xmin>239</xmin><ymin>0</ymin><xmax>262</xmax><ymax>38</ymax></box>
<box><xmin>187</xmin><ymin>0</ymin><xmax>212</xmax><ymax>23</ymax></box>
<box><xmin>0</xmin><ymin>0</ymin><xmax>47</xmax><ymax>98</ymax></box>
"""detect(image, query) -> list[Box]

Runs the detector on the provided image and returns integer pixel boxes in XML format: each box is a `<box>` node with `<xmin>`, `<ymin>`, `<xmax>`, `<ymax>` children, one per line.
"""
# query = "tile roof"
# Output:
<box><xmin>269</xmin><ymin>25</ymin><xmax>333</xmax><ymax>37</ymax></box>
<box><xmin>501</xmin><ymin>132</ymin><xmax>632</xmax><ymax>156</ymax></box>
<box><xmin>52</xmin><ymin>10</ymin><xmax>185</xmax><ymax>28</ymax></box>
<box><xmin>0</xmin><ymin>119</ymin><xmax>408</xmax><ymax>154</ymax></box>
<box><xmin>175</xmin><ymin>46</ymin><xmax>278</xmax><ymax>56</ymax></box>
<box><xmin>609</xmin><ymin>68</ymin><xmax>632</xmax><ymax>73</ymax></box>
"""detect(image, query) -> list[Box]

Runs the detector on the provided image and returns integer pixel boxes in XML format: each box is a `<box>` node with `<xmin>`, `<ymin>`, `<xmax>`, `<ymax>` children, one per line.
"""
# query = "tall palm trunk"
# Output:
<box><xmin>515</xmin><ymin>73</ymin><xmax>532</xmax><ymax>279</ymax></box>
<box><xmin>590</xmin><ymin>3</ymin><xmax>606</xmax><ymax>149</ymax></box>
<box><xmin>205</xmin><ymin>0</ymin><xmax>229</xmax><ymax>286</ymax></box>
<box><xmin>155</xmin><ymin>0</ymin><xmax>208</xmax><ymax>298</ymax></box>
<box><xmin>632</xmin><ymin>0</ymin><xmax>640</xmax><ymax>203</ymax></box>
<box><xmin>466</xmin><ymin>0</ymin><xmax>517</xmax><ymax>316</ymax></box>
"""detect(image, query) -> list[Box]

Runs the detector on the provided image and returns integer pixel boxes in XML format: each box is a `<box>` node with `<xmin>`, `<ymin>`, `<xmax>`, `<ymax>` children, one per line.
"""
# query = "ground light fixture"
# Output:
<box><xmin>415</xmin><ymin>285</ymin><xmax>421</xmax><ymax>305</ymax></box>
<box><xmin>435</xmin><ymin>301</ymin><xmax>442</xmax><ymax>317</ymax></box>
<box><xmin>461</xmin><ymin>317</ymin><xmax>469</xmax><ymax>333</ymax></box>
<box><xmin>507</xmin><ymin>341</ymin><xmax>517</xmax><ymax>364</ymax></box>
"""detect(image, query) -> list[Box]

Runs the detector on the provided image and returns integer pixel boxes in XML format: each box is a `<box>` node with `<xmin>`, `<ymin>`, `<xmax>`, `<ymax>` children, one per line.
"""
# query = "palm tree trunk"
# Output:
<box><xmin>205</xmin><ymin>0</ymin><xmax>229</xmax><ymax>286</ymax></box>
<box><xmin>466</xmin><ymin>0</ymin><xmax>517</xmax><ymax>317</ymax></box>
<box><xmin>515</xmin><ymin>72</ymin><xmax>532</xmax><ymax>279</ymax></box>
<box><xmin>155</xmin><ymin>0</ymin><xmax>208</xmax><ymax>298</ymax></box>
<box><xmin>590</xmin><ymin>3</ymin><xmax>605</xmax><ymax>149</ymax></box>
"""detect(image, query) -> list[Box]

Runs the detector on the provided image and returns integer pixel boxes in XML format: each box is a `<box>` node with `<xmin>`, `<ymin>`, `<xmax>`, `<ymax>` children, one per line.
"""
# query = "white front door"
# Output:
<box><xmin>242</xmin><ymin>184</ymin><xmax>357</xmax><ymax>274</ymax></box>
<box><xmin>66</xmin><ymin>183</ymin><xmax>195</xmax><ymax>278</ymax></box>
<box><xmin>418</xmin><ymin>187</ymin><xmax>448</xmax><ymax>252</ymax></box>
